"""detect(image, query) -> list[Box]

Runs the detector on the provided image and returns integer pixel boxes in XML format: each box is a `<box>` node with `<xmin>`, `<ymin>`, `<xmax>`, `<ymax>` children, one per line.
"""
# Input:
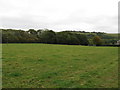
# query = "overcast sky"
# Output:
<box><xmin>0</xmin><ymin>0</ymin><xmax>119</xmax><ymax>33</ymax></box>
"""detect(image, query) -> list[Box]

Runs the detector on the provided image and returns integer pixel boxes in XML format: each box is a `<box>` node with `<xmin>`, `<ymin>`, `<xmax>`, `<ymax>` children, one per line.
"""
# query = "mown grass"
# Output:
<box><xmin>2</xmin><ymin>44</ymin><xmax>118</xmax><ymax>88</ymax></box>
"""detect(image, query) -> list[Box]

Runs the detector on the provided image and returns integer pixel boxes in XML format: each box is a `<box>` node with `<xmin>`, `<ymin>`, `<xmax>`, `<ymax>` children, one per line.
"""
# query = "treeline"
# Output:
<box><xmin>63</xmin><ymin>30</ymin><xmax>105</xmax><ymax>34</ymax></box>
<box><xmin>1</xmin><ymin>29</ymin><xmax>119</xmax><ymax>46</ymax></box>
<box><xmin>1</xmin><ymin>29</ymin><xmax>89</xmax><ymax>45</ymax></box>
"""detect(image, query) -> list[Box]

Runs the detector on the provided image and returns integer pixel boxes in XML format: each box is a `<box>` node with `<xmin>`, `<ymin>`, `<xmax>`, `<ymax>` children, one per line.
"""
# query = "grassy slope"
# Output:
<box><xmin>2</xmin><ymin>44</ymin><xmax>118</xmax><ymax>88</ymax></box>
<box><xmin>107</xmin><ymin>34</ymin><xmax>119</xmax><ymax>38</ymax></box>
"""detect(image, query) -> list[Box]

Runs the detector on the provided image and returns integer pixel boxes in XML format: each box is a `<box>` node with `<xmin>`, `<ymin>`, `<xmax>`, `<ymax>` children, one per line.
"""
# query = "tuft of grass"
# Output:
<box><xmin>9</xmin><ymin>72</ymin><xmax>22</xmax><ymax>77</ymax></box>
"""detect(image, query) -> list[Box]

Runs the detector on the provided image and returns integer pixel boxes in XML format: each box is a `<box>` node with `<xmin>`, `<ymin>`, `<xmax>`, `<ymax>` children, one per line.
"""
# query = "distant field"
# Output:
<box><xmin>107</xmin><ymin>33</ymin><xmax>119</xmax><ymax>38</ymax></box>
<box><xmin>2</xmin><ymin>44</ymin><xmax>118</xmax><ymax>88</ymax></box>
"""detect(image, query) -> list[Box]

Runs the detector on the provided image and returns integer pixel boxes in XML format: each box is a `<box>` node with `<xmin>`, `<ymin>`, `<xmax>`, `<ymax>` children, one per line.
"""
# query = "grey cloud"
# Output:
<box><xmin>1</xmin><ymin>15</ymin><xmax>49</xmax><ymax>29</ymax></box>
<box><xmin>53</xmin><ymin>14</ymin><xmax>118</xmax><ymax>33</ymax></box>
<box><xmin>0</xmin><ymin>11</ymin><xmax>118</xmax><ymax>33</ymax></box>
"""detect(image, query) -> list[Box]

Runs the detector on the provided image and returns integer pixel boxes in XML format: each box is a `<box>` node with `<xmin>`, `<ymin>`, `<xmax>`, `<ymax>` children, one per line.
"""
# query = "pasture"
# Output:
<box><xmin>2</xmin><ymin>44</ymin><xmax>118</xmax><ymax>88</ymax></box>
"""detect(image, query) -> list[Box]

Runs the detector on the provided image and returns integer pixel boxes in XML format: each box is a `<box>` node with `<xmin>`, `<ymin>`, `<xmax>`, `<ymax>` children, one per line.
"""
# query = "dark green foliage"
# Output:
<box><xmin>76</xmin><ymin>34</ymin><xmax>89</xmax><ymax>45</ymax></box>
<box><xmin>2</xmin><ymin>29</ymin><xmax>38</xmax><ymax>43</ymax></box>
<box><xmin>56</xmin><ymin>32</ymin><xmax>89</xmax><ymax>45</ymax></box>
<box><xmin>56</xmin><ymin>32</ymin><xmax>80</xmax><ymax>45</ymax></box>
<box><xmin>1</xmin><ymin>29</ymin><xmax>90</xmax><ymax>45</ymax></box>
<box><xmin>103</xmin><ymin>39</ymin><xmax>117</xmax><ymax>45</ymax></box>
<box><xmin>40</xmin><ymin>30</ymin><xmax>56</xmax><ymax>44</ymax></box>
<box><xmin>56</xmin><ymin>32</ymin><xmax>69</xmax><ymax>44</ymax></box>
<box><xmin>66</xmin><ymin>34</ymin><xmax>80</xmax><ymax>45</ymax></box>
<box><xmin>1</xmin><ymin>29</ymin><xmax>118</xmax><ymax>45</ymax></box>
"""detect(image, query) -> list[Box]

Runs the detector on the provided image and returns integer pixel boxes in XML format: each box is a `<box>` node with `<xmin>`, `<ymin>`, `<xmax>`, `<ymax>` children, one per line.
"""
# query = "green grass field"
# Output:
<box><xmin>2</xmin><ymin>44</ymin><xmax>118</xmax><ymax>88</ymax></box>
